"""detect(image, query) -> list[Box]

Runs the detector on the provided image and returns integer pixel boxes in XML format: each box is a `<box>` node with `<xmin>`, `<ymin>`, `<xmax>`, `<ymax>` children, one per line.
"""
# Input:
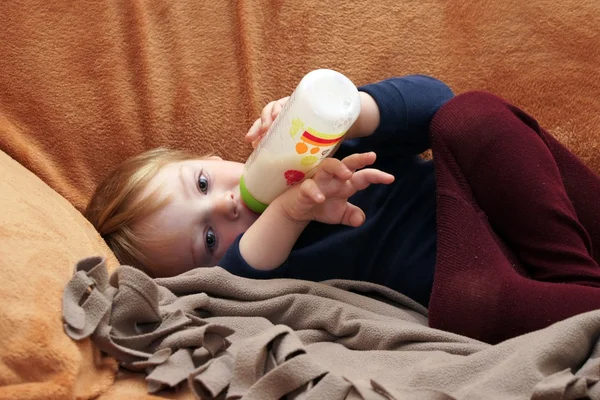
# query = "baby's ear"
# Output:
<box><xmin>208</xmin><ymin>155</ymin><xmax>223</xmax><ymax>161</ymax></box>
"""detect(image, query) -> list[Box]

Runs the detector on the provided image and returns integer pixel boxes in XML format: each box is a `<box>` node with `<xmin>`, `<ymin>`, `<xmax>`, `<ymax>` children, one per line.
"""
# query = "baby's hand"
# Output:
<box><xmin>245</xmin><ymin>97</ymin><xmax>289</xmax><ymax>148</ymax></box>
<box><xmin>276</xmin><ymin>152</ymin><xmax>394</xmax><ymax>226</ymax></box>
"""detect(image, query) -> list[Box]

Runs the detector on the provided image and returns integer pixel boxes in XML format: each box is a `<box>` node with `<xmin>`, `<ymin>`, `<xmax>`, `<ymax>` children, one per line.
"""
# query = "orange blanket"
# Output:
<box><xmin>1</xmin><ymin>0</ymin><xmax>599</xmax><ymax>212</ymax></box>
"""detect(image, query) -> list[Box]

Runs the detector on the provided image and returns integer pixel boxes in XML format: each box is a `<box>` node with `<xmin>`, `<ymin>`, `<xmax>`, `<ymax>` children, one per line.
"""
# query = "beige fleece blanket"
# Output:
<box><xmin>63</xmin><ymin>256</ymin><xmax>600</xmax><ymax>399</ymax></box>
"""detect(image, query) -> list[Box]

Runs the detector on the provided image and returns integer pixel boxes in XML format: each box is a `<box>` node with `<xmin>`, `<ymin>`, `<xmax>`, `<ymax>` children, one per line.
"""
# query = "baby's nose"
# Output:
<box><xmin>214</xmin><ymin>192</ymin><xmax>238</xmax><ymax>220</ymax></box>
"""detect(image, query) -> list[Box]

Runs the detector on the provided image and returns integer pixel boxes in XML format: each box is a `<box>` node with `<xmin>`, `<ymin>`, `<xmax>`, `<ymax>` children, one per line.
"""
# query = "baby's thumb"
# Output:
<box><xmin>343</xmin><ymin>205</ymin><xmax>365</xmax><ymax>227</ymax></box>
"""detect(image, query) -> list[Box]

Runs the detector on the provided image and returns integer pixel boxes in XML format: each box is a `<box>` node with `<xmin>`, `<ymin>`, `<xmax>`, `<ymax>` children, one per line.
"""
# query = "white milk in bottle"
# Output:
<box><xmin>240</xmin><ymin>69</ymin><xmax>361</xmax><ymax>213</ymax></box>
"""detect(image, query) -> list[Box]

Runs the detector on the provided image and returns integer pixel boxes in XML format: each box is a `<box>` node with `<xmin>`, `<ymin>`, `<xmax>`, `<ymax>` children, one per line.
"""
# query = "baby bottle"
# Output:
<box><xmin>240</xmin><ymin>69</ymin><xmax>361</xmax><ymax>213</ymax></box>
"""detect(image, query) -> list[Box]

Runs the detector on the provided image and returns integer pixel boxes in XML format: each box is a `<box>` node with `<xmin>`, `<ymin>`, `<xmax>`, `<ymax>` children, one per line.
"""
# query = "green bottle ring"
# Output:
<box><xmin>239</xmin><ymin>175</ymin><xmax>268</xmax><ymax>214</ymax></box>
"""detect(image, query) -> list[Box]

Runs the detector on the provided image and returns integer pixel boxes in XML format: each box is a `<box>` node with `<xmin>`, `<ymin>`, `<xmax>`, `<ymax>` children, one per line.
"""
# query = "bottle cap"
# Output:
<box><xmin>240</xmin><ymin>175</ymin><xmax>268</xmax><ymax>214</ymax></box>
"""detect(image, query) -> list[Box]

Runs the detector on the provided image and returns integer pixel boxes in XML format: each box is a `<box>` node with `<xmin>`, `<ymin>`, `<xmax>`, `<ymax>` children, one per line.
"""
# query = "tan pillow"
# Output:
<box><xmin>0</xmin><ymin>150</ymin><xmax>118</xmax><ymax>399</ymax></box>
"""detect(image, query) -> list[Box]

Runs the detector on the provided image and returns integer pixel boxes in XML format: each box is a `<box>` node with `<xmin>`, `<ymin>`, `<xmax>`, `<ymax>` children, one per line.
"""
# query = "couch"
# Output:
<box><xmin>1</xmin><ymin>0</ymin><xmax>599</xmax><ymax>399</ymax></box>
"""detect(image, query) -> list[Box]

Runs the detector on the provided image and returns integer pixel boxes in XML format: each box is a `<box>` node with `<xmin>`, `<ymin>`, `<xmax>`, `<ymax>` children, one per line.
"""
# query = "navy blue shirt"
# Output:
<box><xmin>219</xmin><ymin>75</ymin><xmax>454</xmax><ymax>307</ymax></box>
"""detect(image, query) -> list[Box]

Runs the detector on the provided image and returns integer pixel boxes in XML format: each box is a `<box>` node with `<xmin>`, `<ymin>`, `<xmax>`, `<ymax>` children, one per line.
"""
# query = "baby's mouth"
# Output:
<box><xmin>238</xmin><ymin>196</ymin><xmax>260</xmax><ymax>217</ymax></box>
<box><xmin>236</xmin><ymin>180</ymin><xmax>262</xmax><ymax>218</ymax></box>
<box><xmin>241</xmin><ymin>199</ymin><xmax>260</xmax><ymax>217</ymax></box>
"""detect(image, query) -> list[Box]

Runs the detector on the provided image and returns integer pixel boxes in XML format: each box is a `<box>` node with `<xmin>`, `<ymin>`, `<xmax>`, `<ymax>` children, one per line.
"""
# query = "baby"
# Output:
<box><xmin>87</xmin><ymin>73</ymin><xmax>600</xmax><ymax>344</ymax></box>
<box><xmin>85</xmin><ymin>75</ymin><xmax>454</xmax><ymax>307</ymax></box>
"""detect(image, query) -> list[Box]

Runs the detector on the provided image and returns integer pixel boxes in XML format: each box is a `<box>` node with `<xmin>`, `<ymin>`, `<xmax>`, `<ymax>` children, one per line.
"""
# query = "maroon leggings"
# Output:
<box><xmin>427</xmin><ymin>91</ymin><xmax>600</xmax><ymax>344</ymax></box>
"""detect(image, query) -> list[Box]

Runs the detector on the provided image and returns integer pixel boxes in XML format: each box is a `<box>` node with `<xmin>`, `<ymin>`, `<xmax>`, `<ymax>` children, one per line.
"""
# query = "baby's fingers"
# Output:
<box><xmin>341</xmin><ymin>152</ymin><xmax>377</xmax><ymax>172</ymax></box>
<box><xmin>261</xmin><ymin>101</ymin><xmax>277</xmax><ymax>129</ymax></box>
<box><xmin>316</xmin><ymin>158</ymin><xmax>352</xmax><ymax>181</ymax></box>
<box><xmin>245</xmin><ymin>118</ymin><xmax>262</xmax><ymax>143</ymax></box>
<box><xmin>300</xmin><ymin>178</ymin><xmax>325</xmax><ymax>204</ymax></box>
<box><xmin>350</xmin><ymin>169</ymin><xmax>394</xmax><ymax>191</ymax></box>
<box><xmin>260</xmin><ymin>97</ymin><xmax>288</xmax><ymax>131</ymax></box>
<box><xmin>245</xmin><ymin>97</ymin><xmax>289</xmax><ymax>144</ymax></box>
<box><xmin>272</xmin><ymin>96</ymin><xmax>289</xmax><ymax>119</ymax></box>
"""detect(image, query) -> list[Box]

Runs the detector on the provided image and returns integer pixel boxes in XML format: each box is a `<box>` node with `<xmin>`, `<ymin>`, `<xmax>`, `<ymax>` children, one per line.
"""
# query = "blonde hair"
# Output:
<box><xmin>85</xmin><ymin>147</ymin><xmax>205</xmax><ymax>274</ymax></box>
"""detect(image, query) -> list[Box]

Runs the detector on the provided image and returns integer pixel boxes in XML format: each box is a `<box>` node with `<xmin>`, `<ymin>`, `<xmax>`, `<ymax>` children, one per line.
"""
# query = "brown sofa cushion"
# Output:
<box><xmin>0</xmin><ymin>0</ymin><xmax>599</xmax><ymax>212</ymax></box>
<box><xmin>0</xmin><ymin>150</ymin><xmax>119</xmax><ymax>399</ymax></box>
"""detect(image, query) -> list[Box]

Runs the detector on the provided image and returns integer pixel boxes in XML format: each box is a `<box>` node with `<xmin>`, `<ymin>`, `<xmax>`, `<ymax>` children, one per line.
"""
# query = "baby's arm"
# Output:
<box><xmin>345</xmin><ymin>92</ymin><xmax>381</xmax><ymax>140</ymax></box>
<box><xmin>238</xmin><ymin>197</ymin><xmax>309</xmax><ymax>271</ymax></box>
<box><xmin>238</xmin><ymin>152</ymin><xmax>394</xmax><ymax>271</ymax></box>
<box><xmin>236</xmin><ymin>88</ymin><xmax>384</xmax><ymax>271</ymax></box>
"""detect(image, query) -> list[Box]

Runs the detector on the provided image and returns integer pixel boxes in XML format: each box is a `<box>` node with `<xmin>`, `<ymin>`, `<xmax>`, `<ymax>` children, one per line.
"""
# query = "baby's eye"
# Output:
<box><xmin>205</xmin><ymin>228</ymin><xmax>217</xmax><ymax>252</ymax></box>
<box><xmin>198</xmin><ymin>175</ymin><xmax>209</xmax><ymax>194</ymax></box>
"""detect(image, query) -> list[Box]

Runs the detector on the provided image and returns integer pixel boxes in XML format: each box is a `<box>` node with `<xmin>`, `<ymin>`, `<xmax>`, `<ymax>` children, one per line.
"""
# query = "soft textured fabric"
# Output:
<box><xmin>1</xmin><ymin>0</ymin><xmax>600</xmax><ymax>399</ymax></box>
<box><xmin>1</xmin><ymin>0</ymin><xmax>599</xmax><ymax>213</ymax></box>
<box><xmin>98</xmin><ymin>371</ymin><xmax>193</xmax><ymax>400</ymax></box>
<box><xmin>0</xmin><ymin>150</ymin><xmax>119</xmax><ymax>400</ymax></box>
<box><xmin>63</xmin><ymin>256</ymin><xmax>600</xmax><ymax>399</ymax></box>
<box><xmin>220</xmin><ymin>75</ymin><xmax>454</xmax><ymax>307</ymax></box>
<box><xmin>428</xmin><ymin>91</ymin><xmax>600</xmax><ymax>344</ymax></box>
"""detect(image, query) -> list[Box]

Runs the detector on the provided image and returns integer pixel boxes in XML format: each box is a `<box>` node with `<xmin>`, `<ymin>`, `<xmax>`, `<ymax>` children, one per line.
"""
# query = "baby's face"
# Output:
<box><xmin>133</xmin><ymin>157</ymin><xmax>259</xmax><ymax>277</ymax></box>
